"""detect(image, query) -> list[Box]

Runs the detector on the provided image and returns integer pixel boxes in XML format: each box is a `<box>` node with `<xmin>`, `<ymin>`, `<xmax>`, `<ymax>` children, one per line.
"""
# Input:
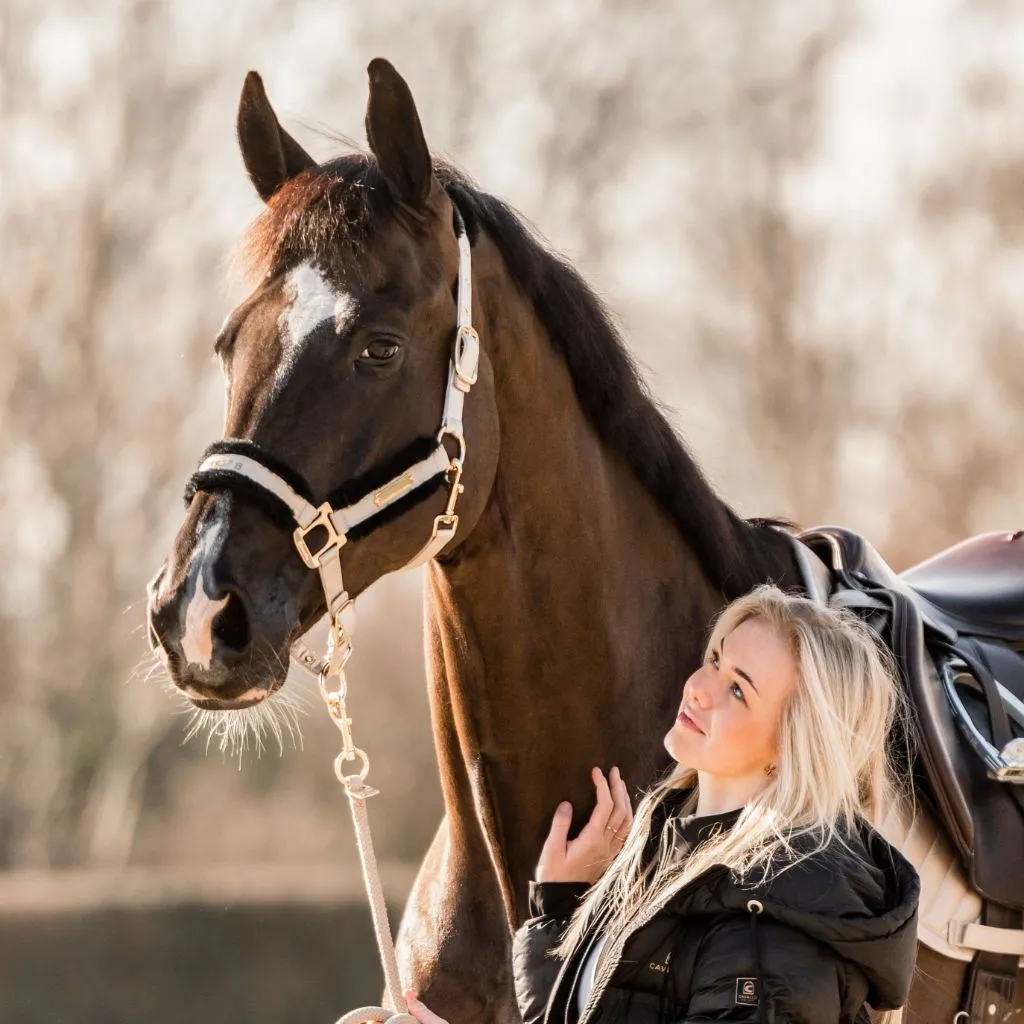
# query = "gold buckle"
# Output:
<box><xmin>293</xmin><ymin>502</ymin><xmax>344</xmax><ymax>569</ymax></box>
<box><xmin>431</xmin><ymin>513</ymin><xmax>459</xmax><ymax>542</ymax></box>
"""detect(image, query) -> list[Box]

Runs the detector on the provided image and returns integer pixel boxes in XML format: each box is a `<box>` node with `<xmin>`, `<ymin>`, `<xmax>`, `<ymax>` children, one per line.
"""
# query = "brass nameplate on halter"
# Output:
<box><xmin>373</xmin><ymin>471</ymin><xmax>416</xmax><ymax>508</ymax></box>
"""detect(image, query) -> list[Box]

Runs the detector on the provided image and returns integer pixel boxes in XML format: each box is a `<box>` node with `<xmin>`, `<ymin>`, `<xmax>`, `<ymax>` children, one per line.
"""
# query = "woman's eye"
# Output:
<box><xmin>730</xmin><ymin>681</ymin><xmax>747</xmax><ymax>704</ymax></box>
<box><xmin>360</xmin><ymin>339</ymin><xmax>400</xmax><ymax>361</ymax></box>
<box><xmin>709</xmin><ymin>651</ymin><xmax>720</xmax><ymax>668</ymax></box>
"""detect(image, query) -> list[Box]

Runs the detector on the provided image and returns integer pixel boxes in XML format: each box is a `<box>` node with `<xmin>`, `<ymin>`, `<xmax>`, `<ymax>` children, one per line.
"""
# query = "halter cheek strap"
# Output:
<box><xmin>187</xmin><ymin>203</ymin><xmax>479</xmax><ymax>683</ymax></box>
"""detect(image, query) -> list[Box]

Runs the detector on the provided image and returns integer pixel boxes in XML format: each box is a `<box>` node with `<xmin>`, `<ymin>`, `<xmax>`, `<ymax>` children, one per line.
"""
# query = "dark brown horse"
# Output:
<box><xmin>146</xmin><ymin>60</ymin><xmax>1018</xmax><ymax>1024</ymax></box>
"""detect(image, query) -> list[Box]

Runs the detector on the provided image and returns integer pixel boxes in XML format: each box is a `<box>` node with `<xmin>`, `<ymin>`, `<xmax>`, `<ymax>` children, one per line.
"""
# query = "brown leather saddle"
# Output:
<box><xmin>903</xmin><ymin>529</ymin><xmax>1024</xmax><ymax>648</ymax></box>
<box><xmin>797</xmin><ymin>527</ymin><xmax>1024</xmax><ymax>1024</ymax></box>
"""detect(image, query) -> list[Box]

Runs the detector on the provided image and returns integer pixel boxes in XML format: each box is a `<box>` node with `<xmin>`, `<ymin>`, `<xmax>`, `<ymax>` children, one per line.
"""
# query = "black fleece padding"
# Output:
<box><xmin>183</xmin><ymin>435</ymin><xmax>448</xmax><ymax>544</ymax></box>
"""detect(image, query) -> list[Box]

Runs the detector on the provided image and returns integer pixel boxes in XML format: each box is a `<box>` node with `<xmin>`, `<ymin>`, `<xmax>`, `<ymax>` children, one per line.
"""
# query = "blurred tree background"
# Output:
<box><xmin>1</xmin><ymin>0</ymin><xmax>1022</xmax><ymax>1017</ymax></box>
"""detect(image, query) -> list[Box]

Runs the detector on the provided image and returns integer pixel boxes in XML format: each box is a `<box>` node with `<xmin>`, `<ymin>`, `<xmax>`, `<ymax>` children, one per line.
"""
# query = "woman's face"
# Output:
<box><xmin>664</xmin><ymin>618</ymin><xmax>798</xmax><ymax>778</ymax></box>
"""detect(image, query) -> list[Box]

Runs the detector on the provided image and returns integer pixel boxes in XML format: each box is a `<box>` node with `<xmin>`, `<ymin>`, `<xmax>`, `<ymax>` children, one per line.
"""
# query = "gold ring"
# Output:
<box><xmin>605</xmin><ymin>824</ymin><xmax>618</xmax><ymax>833</ymax></box>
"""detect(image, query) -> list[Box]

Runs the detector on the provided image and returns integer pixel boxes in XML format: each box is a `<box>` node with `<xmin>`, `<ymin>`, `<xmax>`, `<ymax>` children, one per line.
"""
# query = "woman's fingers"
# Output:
<box><xmin>609</xmin><ymin>766</ymin><xmax>633</xmax><ymax>831</ymax></box>
<box><xmin>578</xmin><ymin>767</ymin><xmax>614</xmax><ymax>841</ymax></box>
<box><xmin>542</xmin><ymin>801</ymin><xmax>573</xmax><ymax>855</ymax></box>
<box><xmin>405</xmin><ymin>993</ymin><xmax>449</xmax><ymax>1024</ymax></box>
<box><xmin>592</xmin><ymin>766</ymin><xmax>614</xmax><ymax>816</ymax></box>
<box><xmin>536</xmin><ymin>768</ymin><xmax>632</xmax><ymax>884</ymax></box>
<box><xmin>600</xmin><ymin>767</ymin><xmax>631</xmax><ymax>851</ymax></box>
<box><xmin>535</xmin><ymin>801</ymin><xmax>573</xmax><ymax>881</ymax></box>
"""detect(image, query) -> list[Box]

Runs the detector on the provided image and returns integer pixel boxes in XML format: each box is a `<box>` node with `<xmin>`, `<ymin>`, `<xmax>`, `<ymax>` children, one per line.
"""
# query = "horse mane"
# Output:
<box><xmin>239</xmin><ymin>153</ymin><xmax>792</xmax><ymax>596</ymax></box>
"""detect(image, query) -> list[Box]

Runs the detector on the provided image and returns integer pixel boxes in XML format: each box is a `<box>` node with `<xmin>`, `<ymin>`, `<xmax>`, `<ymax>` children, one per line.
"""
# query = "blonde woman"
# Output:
<box><xmin>407</xmin><ymin>586</ymin><xmax>920</xmax><ymax>1024</ymax></box>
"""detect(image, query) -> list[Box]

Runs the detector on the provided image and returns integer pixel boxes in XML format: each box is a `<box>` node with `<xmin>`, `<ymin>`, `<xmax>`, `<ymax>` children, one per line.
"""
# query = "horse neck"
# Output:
<box><xmin>424</xmin><ymin>234</ymin><xmax>798</xmax><ymax>923</ymax></box>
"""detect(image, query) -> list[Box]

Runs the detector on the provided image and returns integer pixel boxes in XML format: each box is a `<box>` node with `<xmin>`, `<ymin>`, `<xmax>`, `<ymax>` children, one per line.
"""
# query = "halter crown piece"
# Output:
<box><xmin>187</xmin><ymin>204</ymin><xmax>478</xmax><ymax>1024</ymax></box>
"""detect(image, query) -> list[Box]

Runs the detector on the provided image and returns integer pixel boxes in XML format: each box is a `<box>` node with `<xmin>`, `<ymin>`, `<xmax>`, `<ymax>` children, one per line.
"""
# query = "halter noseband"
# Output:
<box><xmin>187</xmin><ymin>203</ymin><xmax>479</xmax><ymax>685</ymax></box>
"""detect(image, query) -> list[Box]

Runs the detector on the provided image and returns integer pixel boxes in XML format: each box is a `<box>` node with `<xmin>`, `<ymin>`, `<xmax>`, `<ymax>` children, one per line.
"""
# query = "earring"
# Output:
<box><xmin>764</xmin><ymin>763</ymin><xmax>777</xmax><ymax>778</ymax></box>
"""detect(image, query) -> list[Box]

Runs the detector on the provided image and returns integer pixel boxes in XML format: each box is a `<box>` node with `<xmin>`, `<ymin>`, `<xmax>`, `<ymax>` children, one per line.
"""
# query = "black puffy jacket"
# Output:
<box><xmin>512</xmin><ymin>799</ymin><xmax>920</xmax><ymax>1024</ymax></box>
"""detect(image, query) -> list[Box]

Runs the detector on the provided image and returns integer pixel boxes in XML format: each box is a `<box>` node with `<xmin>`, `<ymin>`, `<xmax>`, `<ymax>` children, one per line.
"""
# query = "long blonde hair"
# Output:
<box><xmin>557</xmin><ymin>584</ymin><xmax>910</xmax><ymax>959</ymax></box>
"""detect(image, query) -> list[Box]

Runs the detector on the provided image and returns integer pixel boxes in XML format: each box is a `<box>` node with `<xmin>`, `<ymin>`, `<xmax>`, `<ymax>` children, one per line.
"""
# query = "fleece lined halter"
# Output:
<box><xmin>187</xmin><ymin>203</ymin><xmax>478</xmax><ymax>687</ymax></box>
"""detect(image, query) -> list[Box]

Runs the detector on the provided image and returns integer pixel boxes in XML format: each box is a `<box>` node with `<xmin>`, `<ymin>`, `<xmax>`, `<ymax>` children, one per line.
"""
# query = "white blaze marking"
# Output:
<box><xmin>181</xmin><ymin>588</ymin><xmax>229</xmax><ymax>670</ymax></box>
<box><xmin>180</xmin><ymin>498</ymin><xmax>232</xmax><ymax>671</ymax></box>
<box><xmin>273</xmin><ymin>262</ymin><xmax>355</xmax><ymax>398</ymax></box>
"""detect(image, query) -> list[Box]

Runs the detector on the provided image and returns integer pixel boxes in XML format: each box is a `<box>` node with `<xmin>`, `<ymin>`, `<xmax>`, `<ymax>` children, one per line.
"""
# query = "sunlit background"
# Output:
<box><xmin>2</xmin><ymin>0</ymin><xmax>1022</xmax><ymax>1019</ymax></box>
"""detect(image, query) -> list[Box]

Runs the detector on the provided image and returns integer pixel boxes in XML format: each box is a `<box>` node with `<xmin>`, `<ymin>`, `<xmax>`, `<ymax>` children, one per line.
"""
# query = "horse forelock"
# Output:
<box><xmin>234</xmin><ymin>153</ymin><xmax>384</xmax><ymax>284</ymax></box>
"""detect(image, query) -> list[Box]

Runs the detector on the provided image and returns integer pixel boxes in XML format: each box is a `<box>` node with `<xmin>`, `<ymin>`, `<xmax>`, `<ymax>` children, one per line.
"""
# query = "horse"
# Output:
<box><xmin>146</xmin><ymin>59</ymin><xmax>1019</xmax><ymax>1024</ymax></box>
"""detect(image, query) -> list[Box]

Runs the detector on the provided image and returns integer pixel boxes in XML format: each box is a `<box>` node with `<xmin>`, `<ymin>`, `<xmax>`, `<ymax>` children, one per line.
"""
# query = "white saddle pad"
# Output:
<box><xmin>879</xmin><ymin>800</ymin><xmax>994</xmax><ymax>962</ymax></box>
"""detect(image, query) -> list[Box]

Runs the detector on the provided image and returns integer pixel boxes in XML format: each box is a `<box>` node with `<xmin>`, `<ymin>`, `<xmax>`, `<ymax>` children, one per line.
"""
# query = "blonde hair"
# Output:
<box><xmin>557</xmin><ymin>584</ymin><xmax>910</xmax><ymax>959</ymax></box>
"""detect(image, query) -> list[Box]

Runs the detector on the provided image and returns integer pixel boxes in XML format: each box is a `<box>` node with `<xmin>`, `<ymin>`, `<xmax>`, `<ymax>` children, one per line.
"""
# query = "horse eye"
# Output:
<box><xmin>360</xmin><ymin>339</ymin><xmax>401</xmax><ymax>361</ymax></box>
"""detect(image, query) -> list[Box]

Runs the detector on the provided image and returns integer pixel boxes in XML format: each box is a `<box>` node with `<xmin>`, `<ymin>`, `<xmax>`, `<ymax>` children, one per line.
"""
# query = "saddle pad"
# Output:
<box><xmin>877</xmin><ymin>799</ymin><xmax>1007</xmax><ymax>964</ymax></box>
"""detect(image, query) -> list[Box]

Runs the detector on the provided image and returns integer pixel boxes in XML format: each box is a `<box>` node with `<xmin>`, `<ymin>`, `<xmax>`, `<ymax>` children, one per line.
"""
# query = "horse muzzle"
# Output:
<box><xmin>146</xmin><ymin>562</ymin><xmax>288</xmax><ymax>704</ymax></box>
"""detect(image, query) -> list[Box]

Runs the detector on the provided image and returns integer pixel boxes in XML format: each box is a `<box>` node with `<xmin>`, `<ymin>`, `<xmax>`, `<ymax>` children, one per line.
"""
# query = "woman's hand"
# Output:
<box><xmin>405</xmin><ymin>992</ymin><xmax>448</xmax><ymax>1024</ymax></box>
<box><xmin>535</xmin><ymin>766</ymin><xmax>633</xmax><ymax>885</ymax></box>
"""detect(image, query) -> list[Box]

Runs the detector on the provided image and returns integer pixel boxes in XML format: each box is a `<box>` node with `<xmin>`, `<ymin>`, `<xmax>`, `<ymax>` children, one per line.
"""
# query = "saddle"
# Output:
<box><xmin>792</xmin><ymin>527</ymin><xmax>1024</xmax><ymax>1022</ymax></box>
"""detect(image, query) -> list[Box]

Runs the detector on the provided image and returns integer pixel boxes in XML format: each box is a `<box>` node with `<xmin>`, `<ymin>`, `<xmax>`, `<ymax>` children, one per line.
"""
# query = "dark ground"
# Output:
<box><xmin>0</xmin><ymin>885</ymin><xmax>399</xmax><ymax>1024</ymax></box>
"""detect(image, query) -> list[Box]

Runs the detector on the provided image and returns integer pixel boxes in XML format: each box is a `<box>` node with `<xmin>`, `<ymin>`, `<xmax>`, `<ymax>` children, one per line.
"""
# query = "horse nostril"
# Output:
<box><xmin>211</xmin><ymin>590</ymin><xmax>251</xmax><ymax>655</ymax></box>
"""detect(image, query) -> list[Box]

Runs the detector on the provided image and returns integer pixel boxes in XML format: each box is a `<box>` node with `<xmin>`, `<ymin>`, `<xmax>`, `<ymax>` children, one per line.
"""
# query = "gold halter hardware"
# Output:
<box><xmin>433</xmin><ymin>428</ymin><xmax>467</xmax><ymax>537</ymax></box>
<box><xmin>294</xmin><ymin>502</ymin><xmax>346</xmax><ymax>569</ymax></box>
<box><xmin>319</xmin><ymin>664</ymin><xmax>374</xmax><ymax>790</ymax></box>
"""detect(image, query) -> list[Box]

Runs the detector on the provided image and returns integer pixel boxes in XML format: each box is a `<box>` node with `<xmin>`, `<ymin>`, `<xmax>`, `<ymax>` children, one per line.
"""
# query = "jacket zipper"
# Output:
<box><xmin>540</xmin><ymin>923</ymin><xmax>599</xmax><ymax>1024</ymax></box>
<box><xmin>562</xmin><ymin>929</ymin><xmax>602</xmax><ymax>1024</ymax></box>
<box><xmin>574</xmin><ymin>865</ymin><xmax>729</xmax><ymax>1024</ymax></box>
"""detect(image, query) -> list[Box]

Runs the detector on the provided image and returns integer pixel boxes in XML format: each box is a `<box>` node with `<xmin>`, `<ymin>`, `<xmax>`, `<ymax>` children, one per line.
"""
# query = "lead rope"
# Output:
<box><xmin>322</xmin><ymin>622</ymin><xmax>417</xmax><ymax>1024</ymax></box>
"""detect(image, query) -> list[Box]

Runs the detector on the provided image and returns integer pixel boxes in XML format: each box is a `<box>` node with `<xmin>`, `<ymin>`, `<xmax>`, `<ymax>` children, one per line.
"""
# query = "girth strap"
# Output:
<box><xmin>961</xmin><ymin>902</ymin><xmax>1021</xmax><ymax>1023</ymax></box>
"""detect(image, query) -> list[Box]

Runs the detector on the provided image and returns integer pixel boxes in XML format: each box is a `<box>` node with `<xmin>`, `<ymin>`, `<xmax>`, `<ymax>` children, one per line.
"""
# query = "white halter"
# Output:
<box><xmin>190</xmin><ymin>207</ymin><xmax>479</xmax><ymax>688</ymax></box>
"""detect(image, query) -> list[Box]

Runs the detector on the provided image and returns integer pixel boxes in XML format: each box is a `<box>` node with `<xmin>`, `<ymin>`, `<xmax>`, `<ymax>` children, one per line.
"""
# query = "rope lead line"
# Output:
<box><xmin>336</xmin><ymin>1009</ymin><xmax>417</xmax><ymax>1024</ymax></box>
<box><xmin>350</xmin><ymin>784</ymin><xmax>402</xmax><ymax>1010</ymax></box>
<box><xmin>326</xmin><ymin>675</ymin><xmax>416</xmax><ymax>1024</ymax></box>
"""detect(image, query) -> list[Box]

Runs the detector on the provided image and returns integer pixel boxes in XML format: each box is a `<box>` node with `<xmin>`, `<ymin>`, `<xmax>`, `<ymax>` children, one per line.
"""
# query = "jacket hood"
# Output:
<box><xmin>706</xmin><ymin>821</ymin><xmax>921</xmax><ymax>1009</ymax></box>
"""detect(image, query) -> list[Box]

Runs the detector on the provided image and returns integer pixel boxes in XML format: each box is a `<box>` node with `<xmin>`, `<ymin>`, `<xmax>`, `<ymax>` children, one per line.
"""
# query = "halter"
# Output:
<box><xmin>188</xmin><ymin>204</ymin><xmax>479</xmax><ymax>692</ymax></box>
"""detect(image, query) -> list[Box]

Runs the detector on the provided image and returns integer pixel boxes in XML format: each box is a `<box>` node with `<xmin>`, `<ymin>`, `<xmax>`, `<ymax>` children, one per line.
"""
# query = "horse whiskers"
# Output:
<box><xmin>125</xmin><ymin>649</ymin><xmax>159</xmax><ymax>684</ymax></box>
<box><xmin>253</xmin><ymin>646</ymin><xmax>310</xmax><ymax>752</ymax></box>
<box><xmin>126</xmin><ymin>649</ymin><xmax>177</xmax><ymax>699</ymax></box>
<box><xmin>178</xmin><ymin>663</ymin><xmax>309</xmax><ymax>764</ymax></box>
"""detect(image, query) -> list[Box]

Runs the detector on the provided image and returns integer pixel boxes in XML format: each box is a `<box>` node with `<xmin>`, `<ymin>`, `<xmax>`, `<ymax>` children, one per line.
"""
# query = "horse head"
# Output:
<box><xmin>147</xmin><ymin>60</ymin><xmax>499</xmax><ymax>710</ymax></box>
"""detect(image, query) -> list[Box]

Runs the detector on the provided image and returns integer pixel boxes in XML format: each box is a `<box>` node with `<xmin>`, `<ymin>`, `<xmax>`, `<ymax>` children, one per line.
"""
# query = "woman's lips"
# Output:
<box><xmin>677</xmin><ymin>710</ymin><xmax>705</xmax><ymax>735</ymax></box>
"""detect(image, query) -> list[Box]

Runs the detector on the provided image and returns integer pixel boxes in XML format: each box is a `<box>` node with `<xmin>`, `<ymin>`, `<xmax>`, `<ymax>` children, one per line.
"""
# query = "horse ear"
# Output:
<box><xmin>365</xmin><ymin>58</ymin><xmax>432</xmax><ymax>210</ymax></box>
<box><xmin>236</xmin><ymin>71</ymin><xmax>317</xmax><ymax>203</ymax></box>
